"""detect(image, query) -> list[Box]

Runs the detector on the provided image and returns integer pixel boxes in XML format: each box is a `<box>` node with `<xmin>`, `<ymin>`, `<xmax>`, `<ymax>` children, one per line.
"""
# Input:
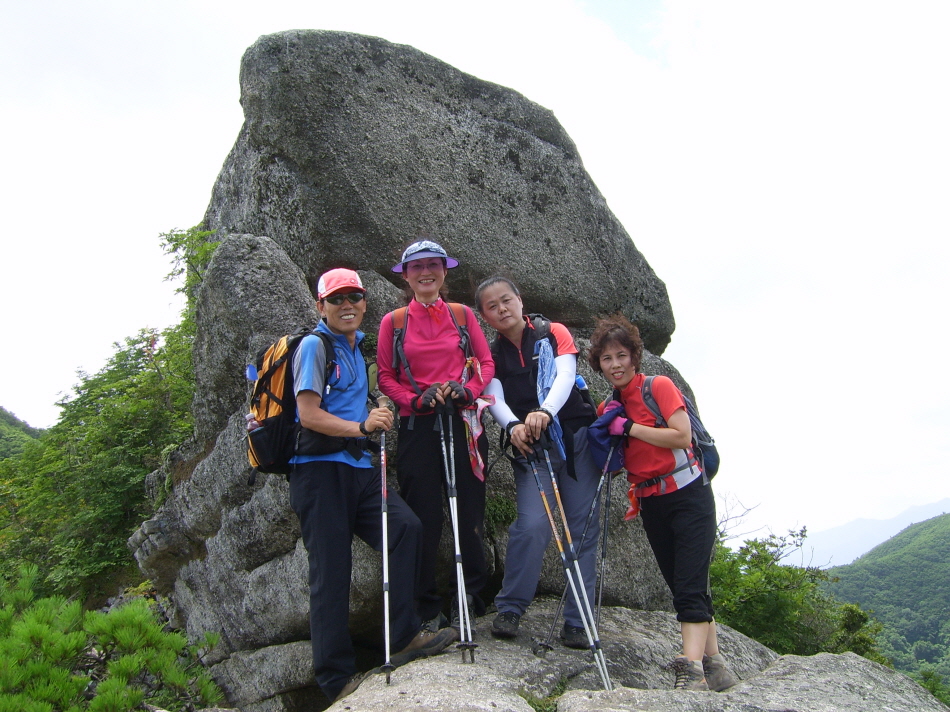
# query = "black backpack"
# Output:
<box><xmin>640</xmin><ymin>376</ymin><xmax>720</xmax><ymax>479</ymax></box>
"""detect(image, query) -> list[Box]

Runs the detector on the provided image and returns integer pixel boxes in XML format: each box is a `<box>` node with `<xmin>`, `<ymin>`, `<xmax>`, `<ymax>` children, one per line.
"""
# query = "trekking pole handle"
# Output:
<box><xmin>438</xmin><ymin>397</ymin><xmax>455</xmax><ymax>416</ymax></box>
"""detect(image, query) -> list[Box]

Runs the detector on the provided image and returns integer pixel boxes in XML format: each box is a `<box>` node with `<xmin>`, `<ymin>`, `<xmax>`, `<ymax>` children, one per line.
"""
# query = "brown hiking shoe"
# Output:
<box><xmin>671</xmin><ymin>657</ymin><xmax>709</xmax><ymax>691</ymax></box>
<box><xmin>390</xmin><ymin>626</ymin><xmax>458</xmax><ymax>668</ymax></box>
<box><xmin>703</xmin><ymin>653</ymin><xmax>739</xmax><ymax>691</ymax></box>
<box><xmin>419</xmin><ymin>611</ymin><xmax>447</xmax><ymax>634</ymax></box>
<box><xmin>333</xmin><ymin>670</ymin><xmax>373</xmax><ymax>702</ymax></box>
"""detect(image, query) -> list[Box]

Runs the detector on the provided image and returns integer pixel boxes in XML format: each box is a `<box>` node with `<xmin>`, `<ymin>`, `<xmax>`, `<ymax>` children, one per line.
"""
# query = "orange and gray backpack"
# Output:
<box><xmin>246</xmin><ymin>327</ymin><xmax>378</xmax><ymax>481</ymax></box>
<box><xmin>246</xmin><ymin>327</ymin><xmax>335</xmax><ymax>477</ymax></box>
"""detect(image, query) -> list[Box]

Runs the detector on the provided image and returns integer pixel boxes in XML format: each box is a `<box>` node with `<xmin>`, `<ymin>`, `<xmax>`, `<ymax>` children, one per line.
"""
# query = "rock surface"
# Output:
<box><xmin>203</xmin><ymin>29</ymin><xmax>674</xmax><ymax>356</ymax></box>
<box><xmin>309</xmin><ymin>608</ymin><xmax>942</xmax><ymax>712</ymax></box>
<box><xmin>557</xmin><ymin>652</ymin><xmax>948</xmax><ymax>712</ymax></box>
<box><xmin>227</xmin><ymin>600</ymin><xmax>777</xmax><ymax>711</ymax></box>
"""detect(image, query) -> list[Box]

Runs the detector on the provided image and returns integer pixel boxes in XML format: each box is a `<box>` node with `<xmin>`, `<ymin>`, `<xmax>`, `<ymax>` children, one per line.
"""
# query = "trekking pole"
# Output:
<box><xmin>377</xmin><ymin>396</ymin><xmax>395</xmax><ymax>684</ymax></box>
<box><xmin>538</xmin><ymin>439</ymin><xmax>612</xmax><ymax>690</ymax></box>
<box><xmin>595</xmin><ymin>453</ymin><xmax>615</xmax><ymax>632</ymax></box>
<box><xmin>534</xmin><ymin>442</ymin><xmax>616</xmax><ymax>657</ymax></box>
<box><xmin>527</xmin><ymin>442</ymin><xmax>611</xmax><ymax>690</ymax></box>
<box><xmin>436</xmin><ymin>400</ymin><xmax>477</xmax><ymax>663</ymax></box>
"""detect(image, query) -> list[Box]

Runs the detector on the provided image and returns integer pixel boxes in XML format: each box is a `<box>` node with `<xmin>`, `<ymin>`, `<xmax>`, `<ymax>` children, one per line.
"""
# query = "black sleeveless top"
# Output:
<box><xmin>490</xmin><ymin>317</ymin><xmax>595</xmax><ymax>431</ymax></box>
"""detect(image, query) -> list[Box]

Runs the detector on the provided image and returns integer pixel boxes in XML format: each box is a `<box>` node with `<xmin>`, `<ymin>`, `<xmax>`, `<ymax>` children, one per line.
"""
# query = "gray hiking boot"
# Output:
<box><xmin>671</xmin><ymin>657</ymin><xmax>709</xmax><ymax>690</ymax></box>
<box><xmin>450</xmin><ymin>594</ymin><xmax>476</xmax><ymax>633</ymax></box>
<box><xmin>703</xmin><ymin>653</ymin><xmax>739</xmax><ymax>691</ymax></box>
<box><xmin>390</xmin><ymin>626</ymin><xmax>458</xmax><ymax>668</ymax></box>
<box><xmin>419</xmin><ymin>611</ymin><xmax>448</xmax><ymax>634</ymax></box>
<box><xmin>491</xmin><ymin>611</ymin><xmax>521</xmax><ymax>639</ymax></box>
<box><xmin>560</xmin><ymin>623</ymin><xmax>588</xmax><ymax>650</ymax></box>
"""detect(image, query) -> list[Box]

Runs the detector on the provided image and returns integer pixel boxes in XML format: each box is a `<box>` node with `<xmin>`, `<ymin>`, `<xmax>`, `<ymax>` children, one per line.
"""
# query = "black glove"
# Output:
<box><xmin>525</xmin><ymin>430</ymin><xmax>553</xmax><ymax>462</ymax></box>
<box><xmin>412</xmin><ymin>383</ymin><xmax>441</xmax><ymax>413</ymax></box>
<box><xmin>445</xmin><ymin>380</ymin><xmax>473</xmax><ymax>405</ymax></box>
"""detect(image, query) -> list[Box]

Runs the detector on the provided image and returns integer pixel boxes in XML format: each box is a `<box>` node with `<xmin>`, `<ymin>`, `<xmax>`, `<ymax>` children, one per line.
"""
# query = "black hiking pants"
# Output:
<box><xmin>396</xmin><ymin>412</ymin><xmax>489</xmax><ymax>622</ymax></box>
<box><xmin>640</xmin><ymin>475</ymin><xmax>717</xmax><ymax>623</ymax></box>
<box><xmin>289</xmin><ymin>459</ymin><xmax>423</xmax><ymax>701</ymax></box>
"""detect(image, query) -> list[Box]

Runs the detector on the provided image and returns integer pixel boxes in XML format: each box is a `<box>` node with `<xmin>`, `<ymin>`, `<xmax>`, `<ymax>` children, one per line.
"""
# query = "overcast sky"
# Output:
<box><xmin>2</xmin><ymin>0</ymin><xmax>948</xmax><ymax>549</ymax></box>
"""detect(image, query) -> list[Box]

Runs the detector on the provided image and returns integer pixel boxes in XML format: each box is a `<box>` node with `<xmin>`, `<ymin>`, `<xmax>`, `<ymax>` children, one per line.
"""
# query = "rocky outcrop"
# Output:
<box><xmin>203</xmin><ymin>29</ymin><xmax>674</xmax><ymax>357</ymax></box>
<box><xmin>214</xmin><ymin>600</ymin><xmax>779</xmax><ymax>711</ymax></box>
<box><xmin>281</xmin><ymin>605</ymin><xmax>938</xmax><ymax>712</ymax></box>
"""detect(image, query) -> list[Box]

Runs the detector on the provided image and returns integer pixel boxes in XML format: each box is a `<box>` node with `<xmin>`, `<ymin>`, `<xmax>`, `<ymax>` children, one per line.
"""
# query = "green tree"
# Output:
<box><xmin>0</xmin><ymin>226</ymin><xmax>217</xmax><ymax>601</ymax></box>
<box><xmin>918</xmin><ymin>667</ymin><xmax>950</xmax><ymax>706</ymax></box>
<box><xmin>0</xmin><ymin>325</ymin><xmax>195</xmax><ymax>599</ymax></box>
<box><xmin>824</xmin><ymin>513</ymin><xmax>950</xmax><ymax>680</ymax></box>
<box><xmin>0</xmin><ymin>407</ymin><xmax>43</xmax><ymax>460</ymax></box>
<box><xmin>710</xmin><ymin>529</ymin><xmax>887</xmax><ymax>663</ymax></box>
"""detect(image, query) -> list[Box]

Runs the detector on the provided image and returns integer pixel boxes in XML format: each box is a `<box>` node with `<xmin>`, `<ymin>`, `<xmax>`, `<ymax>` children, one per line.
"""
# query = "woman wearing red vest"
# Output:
<box><xmin>588</xmin><ymin>314</ymin><xmax>738</xmax><ymax>692</ymax></box>
<box><xmin>377</xmin><ymin>240</ymin><xmax>495</xmax><ymax>635</ymax></box>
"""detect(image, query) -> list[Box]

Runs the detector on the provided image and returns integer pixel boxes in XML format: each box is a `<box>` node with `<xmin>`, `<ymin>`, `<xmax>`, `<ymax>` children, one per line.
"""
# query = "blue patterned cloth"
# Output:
<box><xmin>535</xmin><ymin>337</ymin><xmax>567</xmax><ymax>460</ymax></box>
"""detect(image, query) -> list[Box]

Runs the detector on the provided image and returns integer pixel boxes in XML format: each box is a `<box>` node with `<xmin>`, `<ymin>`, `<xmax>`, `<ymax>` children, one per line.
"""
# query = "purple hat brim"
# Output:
<box><xmin>391</xmin><ymin>251</ymin><xmax>460</xmax><ymax>273</ymax></box>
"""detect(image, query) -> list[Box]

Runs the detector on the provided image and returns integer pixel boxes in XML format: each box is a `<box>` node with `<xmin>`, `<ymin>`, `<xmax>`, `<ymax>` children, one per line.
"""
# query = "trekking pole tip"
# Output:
<box><xmin>531</xmin><ymin>638</ymin><xmax>553</xmax><ymax>657</ymax></box>
<box><xmin>457</xmin><ymin>641</ymin><xmax>478</xmax><ymax>663</ymax></box>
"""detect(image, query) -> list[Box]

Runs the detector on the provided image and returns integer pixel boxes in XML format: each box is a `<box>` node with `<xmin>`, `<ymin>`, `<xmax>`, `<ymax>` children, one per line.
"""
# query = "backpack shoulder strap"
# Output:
<box><xmin>390</xmin><ymin>307</ymin><xmax>408</xmax><ymax>372</ymax></box>
<box><xmin>448</xmin><ymin>301</ymin><xmax>468</xmax><ymax>326</ymax></box>
<box><xmin>390</xmin><ymin>307</ymin><xmax>423</xmax><ymax>396</ymax></box>
<box><xmin>446</xmin><ymin>302</ymin><xmax>473</xmax><ymax>359</ymax></box>
<box><xmin>641</xmin><ymin>375</ymin><xmax>665</xmax><ymax>427</ymax></box>
<box><xmin>528</xmin><ymin>313</ymin><xmax>551</xmax><ymax>340</ymax></box>
<box><xmin>528</xmin><ymin>313</ymin><xmax>559</xmax><ymax>358</ymax></box>
<box><xmin>314</xmin><ymin>330</ymin><xmax>337</xmax><ymax>387</ymax></box>
<box><xmin>391</xmin><ymin>306</ymin><xmax>408</xmax><ymax>331</ymax></box>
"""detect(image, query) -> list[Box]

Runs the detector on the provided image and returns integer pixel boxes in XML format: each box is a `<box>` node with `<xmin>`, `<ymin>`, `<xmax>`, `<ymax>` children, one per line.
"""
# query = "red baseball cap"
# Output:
<box><xmin>316</xmin><ymin>268</ymin><xmax>366</xmax><ymax>299</ymax></box>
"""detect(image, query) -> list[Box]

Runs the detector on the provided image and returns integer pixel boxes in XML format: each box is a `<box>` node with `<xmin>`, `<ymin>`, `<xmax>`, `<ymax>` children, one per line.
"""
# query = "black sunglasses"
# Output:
<box><xmin>324</xmin><ymin>292</ymin><xmax>365</xmax><ymax>306</ymax></box>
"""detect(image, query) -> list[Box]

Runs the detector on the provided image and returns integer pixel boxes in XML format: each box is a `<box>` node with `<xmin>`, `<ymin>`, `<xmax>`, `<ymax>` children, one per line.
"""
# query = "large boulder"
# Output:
<box><xmin>203</xmin><ymin>29</ymin><xmax>674</xmax><ymax>356</ymax></box>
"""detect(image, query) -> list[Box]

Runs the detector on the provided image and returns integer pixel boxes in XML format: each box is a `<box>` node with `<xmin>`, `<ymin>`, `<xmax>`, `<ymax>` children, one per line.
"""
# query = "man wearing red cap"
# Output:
<box><xmin>288</xmin><ymin>268</ymin><xmax>456</xmax><ymax>703</ymax></box>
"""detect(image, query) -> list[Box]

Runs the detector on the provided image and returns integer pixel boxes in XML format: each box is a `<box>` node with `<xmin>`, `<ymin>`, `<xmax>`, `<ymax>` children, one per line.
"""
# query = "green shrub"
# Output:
<box><xmin>0</xmin><ymin>565</ymin><xmax>223</xmax><ymax>711</ymax></box>
<box><xmin>710</xmin><ymin>528</ymin><xmax>887</xmax><ymax>663</ymax></box>
<box><xmin>485</xmin><ymin>495</ymin><xmax>518</xmax><ymax>537</ymax></box>
<box><xmin>520</xmin><ymin>677</ymin><xmax>567</xmax><ymax>712</ymax></box>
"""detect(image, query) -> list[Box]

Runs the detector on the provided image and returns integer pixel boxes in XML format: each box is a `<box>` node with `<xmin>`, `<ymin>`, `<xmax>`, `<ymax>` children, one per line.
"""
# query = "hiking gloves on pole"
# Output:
<box><xmin>444</xmin><ymin>380</ymin><xmax>473</xmax><ymax>406</ymax></box>
<box><xmin>413</xmin><ymin>383</ymin><xmax>442</xmax><ymax>413</ymax></box>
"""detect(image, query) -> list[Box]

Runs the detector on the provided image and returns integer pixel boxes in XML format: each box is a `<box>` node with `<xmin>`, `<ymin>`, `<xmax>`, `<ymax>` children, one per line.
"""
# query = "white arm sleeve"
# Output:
<box><xmin>540</xmin><ymin>354</ymin><xmax>577</xmax><ymax>416</ymax></box>
<box><xmin>485</xmin><ymin>378</ymin><xmax>519</xmax><ymax>429</ymax></box>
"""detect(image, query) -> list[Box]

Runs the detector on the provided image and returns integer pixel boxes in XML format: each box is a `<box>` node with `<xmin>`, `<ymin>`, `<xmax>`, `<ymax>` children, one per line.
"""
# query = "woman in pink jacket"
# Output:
<box><xmin>377</xmin><ymin>239</ymin><xmax>495</xmax><ymax>635</ymax></box>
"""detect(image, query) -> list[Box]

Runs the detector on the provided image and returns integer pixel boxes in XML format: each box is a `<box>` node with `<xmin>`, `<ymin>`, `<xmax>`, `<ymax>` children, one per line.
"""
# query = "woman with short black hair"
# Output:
<box><xmin>588</xmin><ymin>313</ymin><xmax>738</xmax><ymax>692</ymax></box>
<box><xmin>475</xmin><ymin>275</ymin><xmax>599</xmax><ymax>648</ymax></box>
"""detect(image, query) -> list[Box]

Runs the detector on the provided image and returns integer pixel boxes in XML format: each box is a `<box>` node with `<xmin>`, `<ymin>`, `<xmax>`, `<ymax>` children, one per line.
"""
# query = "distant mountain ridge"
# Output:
<box><xmin>0</xmin><ymin>406</ymin><xmax>43</xmax><ymax>459</ymax></box>
<box><xmin>824</xmin><ymin>512</ymin><xmax>950</xmax><ymax>676</ymax></box>
<box><xmin>805</xmin><ymin>498</ymin><xmax>950</xmax><ymax>567</ymax></box>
